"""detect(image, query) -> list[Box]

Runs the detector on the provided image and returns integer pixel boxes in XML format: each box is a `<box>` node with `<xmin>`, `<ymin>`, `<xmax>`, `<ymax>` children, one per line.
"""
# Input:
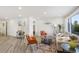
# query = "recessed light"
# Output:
<box><xmin>18</xmin><ymin>6</ymin><xmax>22</xmax><ymax>10</ymax></box>
<box><xmin>43</xmin><ymin>11</ymin><xmax>47</xmax><ymax>15</ymax></box>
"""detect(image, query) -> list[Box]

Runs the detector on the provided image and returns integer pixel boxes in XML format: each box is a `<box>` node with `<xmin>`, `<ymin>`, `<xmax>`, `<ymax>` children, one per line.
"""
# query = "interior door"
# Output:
<box><xmin>0</xmin><ymin>21</ymin><xmax>6</xmax><ymax>36</ymax></box>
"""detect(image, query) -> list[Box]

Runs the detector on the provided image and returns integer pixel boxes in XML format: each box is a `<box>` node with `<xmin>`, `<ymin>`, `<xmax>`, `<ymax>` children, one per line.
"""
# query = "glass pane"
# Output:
<box><xmin>71</xmin><ymin>14</ymin><xmax>79</xmax><ymax>35</ymax></box>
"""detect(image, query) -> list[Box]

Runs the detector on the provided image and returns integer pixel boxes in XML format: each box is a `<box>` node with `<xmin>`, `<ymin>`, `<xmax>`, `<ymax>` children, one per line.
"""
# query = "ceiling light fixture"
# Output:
<box><xmin>43</xmin><ymin>11</ymin><xmax>47</xmax><ymax>15</ymax></box>
<box><xmin>18</xmin><ymin>6</ymin><xmax>22</xmax><ymax>10</ymax></box>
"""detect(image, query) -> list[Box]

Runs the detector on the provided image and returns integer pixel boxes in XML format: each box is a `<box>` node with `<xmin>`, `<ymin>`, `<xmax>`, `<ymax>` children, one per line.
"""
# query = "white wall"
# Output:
<box><xmin>35</xmin><ymin>18</ymin><xmax>64</xmax><ymax>36</ymax></box>
<box><xmin>51</xmin><ymin>18</ymin><xmax>64</xmax><ymax>25</ymax></box>
<box><xmin>7</xmin><ymin>18</ymin><xmax>28</xmax><ymax>36</ymax></box>
<box><xmin>36</xmin><ymin>20</ymin><xmax>53</xmax><ymax>36</ymax></box>
<box><xmin>17</xmin><ymin>18</ymin><xmax>29</xmax><ymax>35</ymax></box>
<box><xmin>6</xmin><ymin>17</ymin><xmax>65</xmax><ymax>37</ymax></box>
<box><xmin>23</xmin><ymin>18</ymin><xmax>29</xmax><ymax>35</ymax></box>
<box><xmin>7</xmin><ymin>20</ymin><xmax>18</xmax><ymax>36</ymax></box>
<box><xmin>64</xmin><ymin>18</ymin><xmax>69</xmax><ymax>32</ymax></box>
<box><xmin>28</xmin><ymin>17</ymin><xmax>34</xmax><ymax>36</ymax></box>
<box><xmin>7</xmin><ymin>18</ymin><xmax>33</xmax><ymax>37</ymax></box>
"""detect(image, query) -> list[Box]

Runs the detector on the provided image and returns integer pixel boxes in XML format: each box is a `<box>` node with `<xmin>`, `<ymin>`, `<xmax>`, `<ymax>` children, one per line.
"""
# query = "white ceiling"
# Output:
<box><xmin>0</xmin><ymin>6</ymin><xmax>78</xmax><ymax>20</ymax></box>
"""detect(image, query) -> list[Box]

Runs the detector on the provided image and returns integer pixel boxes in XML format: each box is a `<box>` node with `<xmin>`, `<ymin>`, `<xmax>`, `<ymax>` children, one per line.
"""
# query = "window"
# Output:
<box><xmin>68</xmin><ymin>14</ymin><xmax>79</xmax><ymax>35</ymax></box>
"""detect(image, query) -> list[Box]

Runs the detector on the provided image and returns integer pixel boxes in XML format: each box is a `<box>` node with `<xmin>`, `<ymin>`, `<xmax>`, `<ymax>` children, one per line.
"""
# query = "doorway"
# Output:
<box><xmin>0</xmin><ymin>20</ymin><xmax>7</xmax><ymax>36</ymax></box>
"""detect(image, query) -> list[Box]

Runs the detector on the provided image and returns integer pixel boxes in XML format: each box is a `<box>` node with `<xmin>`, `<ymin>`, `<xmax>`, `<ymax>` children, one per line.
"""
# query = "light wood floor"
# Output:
<box><xmin>0</xmin><ymin>36</ymin><xmax>56</xmax><ymax>53</ymax></box>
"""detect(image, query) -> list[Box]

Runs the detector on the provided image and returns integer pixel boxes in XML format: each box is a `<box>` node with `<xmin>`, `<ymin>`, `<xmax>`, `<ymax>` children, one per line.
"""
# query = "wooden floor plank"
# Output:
<box><xmin>0</xmin><ymin>36</ymin><xmax>56</xmax><ymax>53</ymax></box>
